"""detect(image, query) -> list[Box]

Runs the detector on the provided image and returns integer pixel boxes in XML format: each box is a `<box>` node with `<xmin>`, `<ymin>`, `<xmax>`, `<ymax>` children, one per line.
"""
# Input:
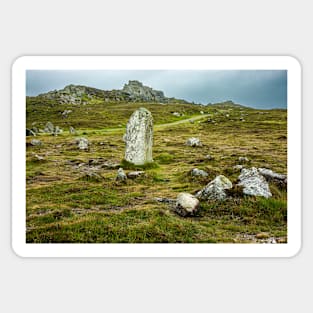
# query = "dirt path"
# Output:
<box><xmin>95</xmin><ymin>114</ymin><xmax>209</xmax><ymax>134</ymax></box>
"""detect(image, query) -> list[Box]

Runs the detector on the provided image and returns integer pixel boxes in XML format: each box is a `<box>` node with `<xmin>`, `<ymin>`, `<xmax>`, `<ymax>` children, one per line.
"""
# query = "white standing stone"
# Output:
<box><xmin>125</xmin><ymin>108</ymin><xmax>153</xmax><ymax>165</ymax></box>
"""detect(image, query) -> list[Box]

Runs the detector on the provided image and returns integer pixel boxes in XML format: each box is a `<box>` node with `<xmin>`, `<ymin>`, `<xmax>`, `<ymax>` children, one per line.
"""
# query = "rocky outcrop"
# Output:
<box><xmin>122</xmin><ymin>80</ymin><xmax>166</xmax><ymax>102</ymax></box>
<box><xmin>36</xmin><ymin>81</ymin><xmax>187</xmax><ymax>104</ymax></box>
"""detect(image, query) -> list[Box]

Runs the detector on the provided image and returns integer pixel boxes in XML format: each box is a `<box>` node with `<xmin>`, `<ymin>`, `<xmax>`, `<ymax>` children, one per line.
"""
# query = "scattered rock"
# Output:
<box><xmin>125</xmin><ymin>107</ymin><xmax>153</xmax><ymax>165</ymax></box>
<box><xmin>233</xmin><ymin>164</ymin><xmax>244</xmax><ymax>170</ymax></box>
<box><xmin>186</xmin><ymin>137</ymin><xmax>202</xmax><ymax>147</ymax></box>
<box><xmin>190</xmin><ymin>168</ymin><xmax>208</xmax><ymax>177</ymax></box>
<box><xmin>200</xmin><ymin>111</ymin><xmax>204</xmax><ymax>114</ymax></box>
<box><xmin>238</xmin><ymin>156</ymin><xmax>249</xmax><ymax>163</ymax></box>
<box><xmin>44</xmin><ymin>121</ymin><xmax>55</xmax><ymax>133</ymax></box>
<box><xmin>174</xmin><ymin>192</ymin><xmax>200</xmax><ymax>217</ymax></box>
<box><xmin>34</xmin><ymin>154</ymin><xmax>45</xmax><ymax>161</ymax></box>
<box><xmin>127</xmin><ymin>171</ymin><xmax>145</xmax><ymax>179</ymax></box>
<box><xmin>172</xmin><ymin>112</ymin><xmax>181</xmax><ymax>117</ymax></box>
<box><xmin>26</xmin><ymin>128</ymin><xmax>36</xmax><ymax>136</ymax></box>
<box><xmin>237</xmin><ymin>167</ymin><xmax>272</xmax><ymax>198</ymax></box>
<box><xmin>205</xmin><ymin>154</ymin><xmax>214</xmax><ymax>160</ymax></box>
<box><xmin>258</xmin><ymin>168</ymin><xmax>287</xmax><ymax>187</ymax></box>
<box><xmin>69</xmin><ymin>126</ymin><xmax>77</xmax><ymax>134</ymax></box>
<box><xmin>54</xmin><ymin>126</ymin><xmax>63</xmax><ymax>136</ymax></box>
<box><xmin>76</xmin><ymin>137</ymin><xmax>89</xmax><ymax>150</ymax></box>
<box><xmin>116</xmin><ymin>168</ymin><xmax>127</xmax><ymax>181</ymax></box>
<box><xmin>30</xmin><ymin>139</ymin><xmax>42</xmax><ymax>146</ymax></box>
<box><xmin>196</xmin><ymin>175</ymin><xmax>232</xmax><ymax>200</ymax></box>
<box><xmin>62</xmin><ymin>109</ymin><xmax>72</xmax><ymax>118</ymax></box>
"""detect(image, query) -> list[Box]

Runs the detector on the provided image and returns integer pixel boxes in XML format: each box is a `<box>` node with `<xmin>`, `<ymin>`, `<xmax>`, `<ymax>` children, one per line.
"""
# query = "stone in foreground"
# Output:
<box><xmin>125</xmin><ymin>107</ymin><xmax>153</xmax><ymax>165</ymax></box>
<box><xmin>186</xmin><ymin>137</ymin><xmax>202</xmax><ymax>147</ymax></box>
<box><xmin>238</xmin><ymin>167</ymin><xmax>272</xmax><ymax>198</ymax></box>
<box><xmin>175</xmin><ymin>192</ymin><xmax>200</xmax><ymax>217</ymax></box>
<box><xmin>196</xmin><ymin>175</ymin><xmax>232</xmax><ymax>200</ymax></box>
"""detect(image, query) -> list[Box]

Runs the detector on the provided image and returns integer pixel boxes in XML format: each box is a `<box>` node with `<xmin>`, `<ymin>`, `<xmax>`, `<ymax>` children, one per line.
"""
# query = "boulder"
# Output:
<box><xmin>238</xmin><ymin>167</ymin><xmax>272</xmax><ymax>198</ymax></box>
<box><xmin>125</xmin><ymin>108</ymin><xmax>153</xmax><ymax>165</ymax></box>
<box><xmin>196</xmin><ymin>175</ymin><xmax>232</xmax><ymax>200</ymax></box>
<box><xmin>190</xmin><ymin>168</ymin><xmax>208</xmax><ymax>177</ymax></box>
<box><xmin>175</xmin><ymin>192</ymin><xmax>200</xmax><ymax>217</ymax></box>
<box><xmin>186</xmin><ymin>137</ymin><xmax>202</xmax><ymax>147</ymax></box>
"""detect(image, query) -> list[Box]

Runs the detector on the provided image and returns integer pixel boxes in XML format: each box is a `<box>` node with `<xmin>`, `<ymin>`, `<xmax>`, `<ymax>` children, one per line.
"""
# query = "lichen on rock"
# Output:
<box><xmin>125</xmin><ymin>107</ymin><xmax>153</xmax><ymax>165</ymax></box>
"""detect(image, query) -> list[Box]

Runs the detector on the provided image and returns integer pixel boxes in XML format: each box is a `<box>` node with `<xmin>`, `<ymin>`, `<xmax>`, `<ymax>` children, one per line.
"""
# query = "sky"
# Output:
<box><xmin>26</xmin><ymin>70</ymin><xmax>287</xmax><ymax>109</ymax></box>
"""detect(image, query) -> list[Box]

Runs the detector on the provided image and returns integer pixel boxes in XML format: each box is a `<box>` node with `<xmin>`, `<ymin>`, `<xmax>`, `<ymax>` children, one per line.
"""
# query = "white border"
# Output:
<box><xmin>12</xmin><ymin>56</ymin><xmax>301</xmax><ymax>258</ymax></box>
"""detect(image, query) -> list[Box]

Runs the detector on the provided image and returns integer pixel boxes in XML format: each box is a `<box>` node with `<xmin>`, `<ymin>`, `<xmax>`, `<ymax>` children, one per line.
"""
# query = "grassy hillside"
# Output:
<box><xmin>26</xmin><ymin>100</ymin><xmax>287</xmax><ymax>243</ymax></box>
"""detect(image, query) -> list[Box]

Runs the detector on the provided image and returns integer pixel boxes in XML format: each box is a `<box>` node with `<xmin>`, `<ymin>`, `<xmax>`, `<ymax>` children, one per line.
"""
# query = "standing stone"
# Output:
<box><xmin>125</xmin><ymin>108</ymin><xmax>153</xmax><ymax>165</ymax></box>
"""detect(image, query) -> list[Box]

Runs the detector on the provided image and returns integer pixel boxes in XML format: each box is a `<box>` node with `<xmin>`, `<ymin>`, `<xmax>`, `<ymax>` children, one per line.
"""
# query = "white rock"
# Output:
<box><xmin>127</xmin><ymin>171</ymin><xmax>145</xmax><ymax>179</ymax></box>
<box><xmin>238</xmin><ymin>167</ymin><xmax>272</xmax><ymax>198</ymax></box>
<box><xmin>30</xmin><ymin>139</ymin><xmax>42</xmax><ymax>146</ymax></box>
<box><xmin>175</xmin><ymin>193</ymin><xmax>200</xmax><ymax>217</ymax></box>
<box><xmin>191</xmin><ymin>168</ymin><xmax>208</xmax><ymax>177</ymax></box>
<box><xmin>116</xmin><ymin>168</ymin><xmax>127</xmax><ymax>181</ymax></box>
<box><xmin>238</xmin><ymin>156</ymin><xmax>249</xmax><ymax>163</ymax></box>
<box><xmin>77</xmin><ymin>137</ymin><xmax>89</xmax><ymax>150</ymax></box>
<box><xmin>186</xmin><ymin>137</ymin><xmax>202</xmax><ymax>147</ymax></box>
<box><xmin>125</xmin><ymin>108</ymin><xmax>153</xmax><ymax>165</ymax></box>
<box><xmin>196</xmin><ymin>175</ymin><xmax>232</xmax><ymax>200</ymax></box>
<box><xmin>258</xmin><ymin>168</ymin><xmax>287</xmax><ymax>181</ymax></box>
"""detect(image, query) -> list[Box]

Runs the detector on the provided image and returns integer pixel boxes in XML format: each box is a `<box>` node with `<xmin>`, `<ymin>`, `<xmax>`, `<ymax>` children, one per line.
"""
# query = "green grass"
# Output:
<box><xmin>26</xmin><ymin>101</ymin><xmax>287</xmax><ymax>243</ymax></box>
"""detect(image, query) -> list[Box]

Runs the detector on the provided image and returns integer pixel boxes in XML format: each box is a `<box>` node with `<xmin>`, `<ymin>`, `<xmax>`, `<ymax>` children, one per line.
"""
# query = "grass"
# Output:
<box><xmin>26</xmin><ymin>100</ymin><xmax>287</xmax><ymax>243</ymax></box>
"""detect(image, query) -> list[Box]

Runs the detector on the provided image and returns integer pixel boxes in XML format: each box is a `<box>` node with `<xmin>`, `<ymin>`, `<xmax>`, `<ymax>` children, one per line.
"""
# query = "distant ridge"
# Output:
<box><xmin>35</xmin><ymin>81</ymin><xmax>189</xmax><ymax>105</ymax></box>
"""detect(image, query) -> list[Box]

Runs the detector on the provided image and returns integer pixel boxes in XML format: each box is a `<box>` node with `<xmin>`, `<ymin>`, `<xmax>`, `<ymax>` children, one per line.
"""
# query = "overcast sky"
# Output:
<box><xmin>26</xmin><ymin>70</ymin><xmax>287</xmax><ymax>109</ymax></box>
